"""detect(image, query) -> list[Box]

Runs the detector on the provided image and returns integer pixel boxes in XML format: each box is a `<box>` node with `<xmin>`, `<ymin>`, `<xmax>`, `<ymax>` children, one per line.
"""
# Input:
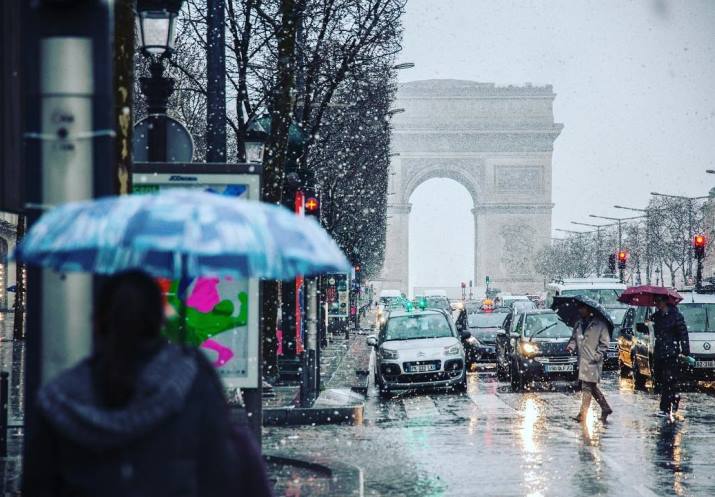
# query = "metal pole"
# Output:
<box><xmin>301</xmin><ymin>277</ymin><xmax>318</xmax><ymax>406</ymax></box>
<box><xmin>23</xmin><ymin>0</ymin><xmax>113</xmax><ymax>446</ymax></box>
<box><xmin>206</xmin><ymin>0</ymin><xmax>226</xmax><ymax>162</ymax></box>
<box><xmin>0</xmin><ymin>371</ymin><xmax>8</xmax><ymax>457</ymax></box>
<box><xmin>687</xmin><ymin>200</ymin><xmax>694</xmax><ymax>279</ymax></box>
<box><xmin>645</xmin><ymin>212</ymin><xmax>651</xmax><ymax>284</ymax></box>
<box><xmin>140</xmin><ymin>60</ymin><xmax>172</xmax><ymax>162</ymax></box>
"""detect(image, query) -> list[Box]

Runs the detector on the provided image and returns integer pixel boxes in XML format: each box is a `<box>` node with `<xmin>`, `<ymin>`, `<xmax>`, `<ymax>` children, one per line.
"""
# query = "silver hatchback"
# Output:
<box><xmin>367</xmin><ymin>309</ymin><xmax>467</xmax><ymax>397</ymax></box>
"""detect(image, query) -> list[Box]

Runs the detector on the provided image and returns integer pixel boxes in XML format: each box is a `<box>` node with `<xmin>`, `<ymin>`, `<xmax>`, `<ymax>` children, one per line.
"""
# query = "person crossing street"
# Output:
<box><xmin>651</xmin><ymin>294</ymin><xmax>690</xmax><ymax>417</ymax></box>
<box><xmin>567</xmin><ymin>302</ymin><xmax>613</xmax><ymax>423</ymax></box>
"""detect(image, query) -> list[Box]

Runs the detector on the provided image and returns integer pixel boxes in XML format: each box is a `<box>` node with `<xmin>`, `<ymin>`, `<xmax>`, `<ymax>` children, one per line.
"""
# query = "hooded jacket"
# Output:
<box><xmin>23</xmin><ymin>342</ymin><xmax>272</xmax><ymax>497</ymax></box>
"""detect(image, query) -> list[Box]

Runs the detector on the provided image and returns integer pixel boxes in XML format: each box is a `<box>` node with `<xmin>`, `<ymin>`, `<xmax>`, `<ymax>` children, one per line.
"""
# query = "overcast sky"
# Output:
<box><xmin>403</xmin><ymin>0</ymin><xmax>715</xmax><ymax>291</ymax></box>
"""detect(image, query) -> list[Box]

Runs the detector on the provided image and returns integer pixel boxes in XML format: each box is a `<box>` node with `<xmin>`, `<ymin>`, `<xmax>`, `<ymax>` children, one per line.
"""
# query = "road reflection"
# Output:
<box><xmin>518</xmin><ymin>396</ymin><xmax>547</xmax><ymax>497</ymax></box>
<box><xmin>655</xmin><ymin>422</ymin><xmax>689</xmax><ymax>496</ymax></box>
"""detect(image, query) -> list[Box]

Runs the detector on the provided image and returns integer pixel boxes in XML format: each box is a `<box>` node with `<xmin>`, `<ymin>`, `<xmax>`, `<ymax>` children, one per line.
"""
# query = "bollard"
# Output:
<box><xmin>0</xmin><ymin>371</ymin><xmax>8</xmax><ymax>457</ymax></box>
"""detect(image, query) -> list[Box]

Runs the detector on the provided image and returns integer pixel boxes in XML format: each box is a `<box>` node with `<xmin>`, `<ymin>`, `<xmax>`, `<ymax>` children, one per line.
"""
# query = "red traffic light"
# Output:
<box><xmin>694</xmin><ymin>234</ymin><xmax>706</xmax><ymax>248</ymax></box>
<box><xmin>617</xmin><ymin>251</ymin><xmax>628</xmax><ymax>262</ymax></box>
<box><xmin>355</xmin><ymin>265</ymin><xmax>361</xmax><ymax>272</ymax></box>
<box><xmin>305</xmin><ymin>196</ymin><xmax>319</xmax><ymax>214</ymax></box>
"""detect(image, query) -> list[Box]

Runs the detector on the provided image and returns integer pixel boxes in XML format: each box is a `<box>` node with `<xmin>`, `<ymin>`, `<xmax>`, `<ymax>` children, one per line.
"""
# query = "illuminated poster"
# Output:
<box><xmin>326</xmin><ymin>273</ymin><xmax>349</xmax><ymax>318</ymax></box>
<box><xmin>132</xmin><ymin>167</ymin><xmax>261</xmax><ymax>388</ymax></box>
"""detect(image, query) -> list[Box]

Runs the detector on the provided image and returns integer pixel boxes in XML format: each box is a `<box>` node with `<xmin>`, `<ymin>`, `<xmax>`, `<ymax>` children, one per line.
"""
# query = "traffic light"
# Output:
<box><xmin>304</xmin><ymin>196</ymin><xmax>320</xmax><ymax>218</ymax></box>
<box><xmin>694</xmin><ymin>234</ymin><xmax>706</xmax><ymax>259</ymax></box>
<box><xmin>617</xmin><ymin>251</ymin><xmax>628</xmax><ymax>270</ymax></box>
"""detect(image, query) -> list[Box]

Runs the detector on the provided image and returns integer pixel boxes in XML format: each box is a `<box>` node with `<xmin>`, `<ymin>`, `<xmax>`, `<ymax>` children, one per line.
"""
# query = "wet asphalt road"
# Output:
<box><xmin>264</xmin><ymin>365</ymin><xmax>715</xmax><ymax>497</ymax></box>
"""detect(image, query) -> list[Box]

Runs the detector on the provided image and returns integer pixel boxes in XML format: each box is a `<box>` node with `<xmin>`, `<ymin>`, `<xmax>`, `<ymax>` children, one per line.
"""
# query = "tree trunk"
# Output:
<box><xmin>13</xmin><ymin>214</ymin><xmax>25</xmax><ymax>340</ymax></box>
<box><xmin>261</xmin><ymin>0</ymin><xmax>300</xmax><ymax>379</ymax></box>
<box><xmin>113</xmin><ymin>0</ymin><xmax>134</xmax><ymax>195</ymax></box>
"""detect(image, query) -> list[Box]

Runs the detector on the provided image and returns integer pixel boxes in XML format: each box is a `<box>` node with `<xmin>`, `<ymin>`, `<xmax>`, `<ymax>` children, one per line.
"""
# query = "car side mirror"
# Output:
<box><xmin>636</xmin><ymin>323</ymin><xmax>648</xmax><ymax>334</ymax></box>
<box><xmin>366</xmin><ymin>335</ymin><xmax>378</xmax><ymax>348</ymax></box>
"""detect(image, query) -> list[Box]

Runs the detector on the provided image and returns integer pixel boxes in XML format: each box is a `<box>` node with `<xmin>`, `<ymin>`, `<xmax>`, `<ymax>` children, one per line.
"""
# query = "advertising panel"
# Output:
<box><xmin>133</xmin><ymin>164</ymin><xmax>261</xmax><ymax>388</ymax></box>
<box><xmin>325</xmin><ymin>272</ymin><xmax>350</xmax><ymax>318</ymax></box>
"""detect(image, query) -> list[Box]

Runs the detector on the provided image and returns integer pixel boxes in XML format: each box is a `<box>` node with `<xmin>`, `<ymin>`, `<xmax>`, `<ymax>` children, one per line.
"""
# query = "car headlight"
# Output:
<box><xmin>380</xmin><ymin>347</ymin><xmax>399</xmax><ymax>359</ymax></box>
<box><xmin>466</xmin><ymin>336</ymin><xmax>479</xmax><ymax>346</ymax></box>
<box><xmin>444</xmin><ymin>344</ymin><xmax>462</xmax><ymax>356</ymax></box>
<box><xmin>519</xmin><ymin>341</ymin><xmax>540</xmax><ymax>357</ymax></box>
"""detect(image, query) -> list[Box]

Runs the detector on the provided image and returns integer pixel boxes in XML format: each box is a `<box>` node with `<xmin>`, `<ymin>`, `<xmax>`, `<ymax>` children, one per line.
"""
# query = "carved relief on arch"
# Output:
<box><xmin>499</xmin><ymin>223</ymin><xmax>536</xmax><ymax>277</ymax></box>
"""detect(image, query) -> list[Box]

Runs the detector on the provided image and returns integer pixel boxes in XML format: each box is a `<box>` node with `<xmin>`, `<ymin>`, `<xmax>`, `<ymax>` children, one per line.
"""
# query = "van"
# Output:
<box><xmin>545</xmin><ymin>278</ymin><xmax>626</xmax><ymax>308</ymax></box>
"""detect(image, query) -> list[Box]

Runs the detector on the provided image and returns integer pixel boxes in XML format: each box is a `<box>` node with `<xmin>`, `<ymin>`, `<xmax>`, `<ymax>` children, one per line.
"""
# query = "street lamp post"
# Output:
<box><xmin>571</xmin><ymin>221</ymin><xmax>616</xmax><ymax>276</ymax></box>
<box><xmin>136</xmin><ymin>0</ymin><xmax>184</xmax><ymax>162</ymax></box>
<box><xmin>590</xmin><ymin>214</ymin><xmax>645</xmax><ymax>284</ymax></box>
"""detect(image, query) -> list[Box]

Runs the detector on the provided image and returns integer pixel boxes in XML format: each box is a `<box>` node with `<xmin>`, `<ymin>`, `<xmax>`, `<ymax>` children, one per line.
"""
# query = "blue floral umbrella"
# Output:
<box><xmin>14</xmin><ymin>189</ymin><xmax>351</xmax><ymax>280</ymax></box>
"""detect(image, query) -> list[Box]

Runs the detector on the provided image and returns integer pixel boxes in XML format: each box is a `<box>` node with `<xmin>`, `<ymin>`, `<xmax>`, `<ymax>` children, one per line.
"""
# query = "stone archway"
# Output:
<box><xmin>378</xmin><ymin>80</ymin><xmax>563</xmax><ymax>295</ymax></box>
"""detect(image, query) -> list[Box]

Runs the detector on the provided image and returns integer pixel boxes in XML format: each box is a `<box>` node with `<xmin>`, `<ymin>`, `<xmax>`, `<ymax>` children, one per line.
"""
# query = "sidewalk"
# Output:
<box><xmin>263</xmin><ymin>313</ymin><xmax>373</xmax><ymax>425</ymax></box>
<box><xmin>264</xmin><ymin>312</ymin><xmax>373</xmax><ymax>496</ymax></box>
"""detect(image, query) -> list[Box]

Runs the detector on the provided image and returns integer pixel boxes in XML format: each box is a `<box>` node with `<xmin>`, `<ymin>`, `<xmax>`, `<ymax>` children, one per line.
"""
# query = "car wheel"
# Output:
<box><xmin>618</xmin><ymin>357</ymin><xmax>630</xmax><ymax>378</ymax></box>
<box><xmin>632</xmin><ymin>355</ymin><xmax>646</xmax><ymax>390</ymax></box>
<box><xmin>510</xmin><ymin>362</ymin><xmax>524</xmax><ymax>392</ymax></box>
<box><xmin>496</xmin><ymin>360</ymin><xmax>507</xmax><ymax>380</ymax></box>
<box><xmin>378</xmin><ymin>382</ymin><xmax>391</xmax><ymax>399</ymax></box>
<box><xmin>455</xmin><ymin>372</ymin><xmax>468</xmax><ymax>392</ymax></box>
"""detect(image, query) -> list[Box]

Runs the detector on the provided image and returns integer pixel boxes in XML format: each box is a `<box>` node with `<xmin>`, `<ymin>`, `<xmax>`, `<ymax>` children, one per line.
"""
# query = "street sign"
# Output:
<box><xmin>133</xmin><ymin>116</ymin><xmax>194</xmax><ymax>163</ymax></box>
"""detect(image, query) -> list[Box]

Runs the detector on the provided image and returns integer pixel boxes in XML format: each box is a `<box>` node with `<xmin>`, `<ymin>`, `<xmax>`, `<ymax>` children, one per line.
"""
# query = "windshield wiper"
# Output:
<box><xmin>528</xmin><ymin>322</ymin><xmax>557</xmax><ymax>342</ymax></box>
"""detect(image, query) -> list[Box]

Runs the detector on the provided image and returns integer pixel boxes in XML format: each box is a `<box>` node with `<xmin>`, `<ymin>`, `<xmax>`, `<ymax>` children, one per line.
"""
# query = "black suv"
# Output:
<box><xmin>495</xmin><ymin>309</ymin><xmax>578</xmax><ymax>391</ymax></box>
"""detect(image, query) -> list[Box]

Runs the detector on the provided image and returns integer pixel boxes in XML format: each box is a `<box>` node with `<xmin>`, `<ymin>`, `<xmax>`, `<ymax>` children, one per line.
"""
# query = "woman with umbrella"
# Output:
<box><xmin>555</xmin><ymin>296</ymin><xmax>613</xmax><ymax>422</ymax></box>
<box><xmin>619</xmin><ymin>286</ymin><xmax>690</xmax><ymax>418</ymax></box>
<box><xmin>16</xmin><ymin>190</ymin><xmax>352</xmax><ymax>495</ymax></box>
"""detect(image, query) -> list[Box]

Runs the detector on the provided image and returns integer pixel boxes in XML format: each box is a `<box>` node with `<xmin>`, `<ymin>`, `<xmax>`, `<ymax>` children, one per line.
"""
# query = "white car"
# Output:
<box><xmin>367</xmin><ymin>309</ymin><xmax>467</xmax><ymax>397</ymax></box>
<box><xmin>678</xmin><ymin>290</ymin><xmax>715</xmax><ymax>380</ymax></box>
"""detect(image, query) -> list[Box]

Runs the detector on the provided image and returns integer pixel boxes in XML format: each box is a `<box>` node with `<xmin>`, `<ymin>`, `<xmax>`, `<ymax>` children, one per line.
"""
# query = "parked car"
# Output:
<box><xmin>618</xmin><ymin>289</ymin><xmax>715</xmax><ymax>387</ymax></box>
<box><xmin>495</xmin><ymin>309</ymin><xmax>578</xmax><ymax>391</ymax></box>
<box><xmin>463</xmin><ymin>309</ymin><xmax>510</xmax><ymax>363</ymax></box>
<box><xmin>602</xmin><ymin>305</ymin><xmax>631</xmax><ymax>369</ymax></box>
<box><xmin>367</xmin><ymin>309</ymin><xmax>468</xmax><ymax>397</ymax></box>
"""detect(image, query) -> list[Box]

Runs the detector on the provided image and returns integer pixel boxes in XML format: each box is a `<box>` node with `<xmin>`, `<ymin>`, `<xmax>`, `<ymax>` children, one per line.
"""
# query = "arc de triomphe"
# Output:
<box><xmin>379</xmin><ymin>80</ymin><xmax>563</xmax><ymax>294</ymax></box>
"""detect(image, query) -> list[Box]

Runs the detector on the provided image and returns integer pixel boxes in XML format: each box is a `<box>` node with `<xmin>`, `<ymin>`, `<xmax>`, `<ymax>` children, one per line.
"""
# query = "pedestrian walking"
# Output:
<box><xmin>651</xmin><ymin>294</ymin><xmax>690</xmax><ymax>417</ymax></box>
<box><xmin>23</xmin><ymin>270</ymin><xmax>273</xmax><ymax>497</ymax></box>
<box><xmin>567</xmin><ymin>303</ymin><xmax>613</xmax><ymax>422</ymax></box>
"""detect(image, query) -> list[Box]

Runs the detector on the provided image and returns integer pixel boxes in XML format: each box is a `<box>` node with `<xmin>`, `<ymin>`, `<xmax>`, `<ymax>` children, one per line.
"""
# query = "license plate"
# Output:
<box><xmin>608</xmin><ymin>351</ymin><xmax>617</xmax><ymax>358</ymax></box>
<box><xmin>408</xmin><ymin>364</ymin><xmax>437</xmax><ymax>373</ymax></box>
<box><xmin>695</xmin><ymin>360</ymin><xmax>715</xmax><ymax>369</ymax></box>
<box><xmin>545</xmin><ymin>364</ymin><xmax>573</xmax><ymax>373</ymax></box>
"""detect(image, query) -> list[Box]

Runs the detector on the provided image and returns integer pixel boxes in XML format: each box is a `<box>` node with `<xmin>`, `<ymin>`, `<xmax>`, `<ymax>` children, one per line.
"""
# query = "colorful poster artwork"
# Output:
<box><xmin>136</xmin><ymin>182</ymin><xmax>255</xmax><ymax>383</ymax></box>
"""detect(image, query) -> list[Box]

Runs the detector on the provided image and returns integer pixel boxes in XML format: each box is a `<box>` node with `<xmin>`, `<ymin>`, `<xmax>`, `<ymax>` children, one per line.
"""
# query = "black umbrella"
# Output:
<box><xmin>551</xmin><ymin>295</ymin><xmax>615</xmax><ymax>337</ymax></box>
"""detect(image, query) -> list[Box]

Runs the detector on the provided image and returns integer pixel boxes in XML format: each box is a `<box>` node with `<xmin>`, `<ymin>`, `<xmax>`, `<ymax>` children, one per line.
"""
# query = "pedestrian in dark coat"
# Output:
<box><xmin>651</xmin><ymin>295</ymin><xmax>690</xmax><ymax>416</ymax></box>
<box><xmin>23</xmin><ymin>270</ymin><xmax>273</xmax><ymax>497</ymax></box>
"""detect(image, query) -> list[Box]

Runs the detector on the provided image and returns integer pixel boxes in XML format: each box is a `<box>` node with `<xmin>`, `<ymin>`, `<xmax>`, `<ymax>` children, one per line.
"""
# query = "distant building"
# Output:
<box><xmin>380</xmin><ymin>80</ymin><xmax>563</xmax><ymax>295</ymax></box>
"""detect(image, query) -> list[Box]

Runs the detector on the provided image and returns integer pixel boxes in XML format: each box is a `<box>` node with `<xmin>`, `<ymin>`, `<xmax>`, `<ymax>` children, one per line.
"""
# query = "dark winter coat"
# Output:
<box><xmin>652</xmin><ymin>305</ymin><xmax>690</xmax><ymax>360</ymax></box>
<box><xmin>23</xmin><ymin>342</ymin><xmax>273</xmax><ymax>497</ymax></box>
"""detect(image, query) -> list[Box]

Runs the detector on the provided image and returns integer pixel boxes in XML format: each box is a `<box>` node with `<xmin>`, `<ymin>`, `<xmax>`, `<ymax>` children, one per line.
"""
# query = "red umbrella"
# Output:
<box><xmin>617</xmin><ymin>285</ymin><xmax>683</xmax><ymax>307</ymax></box>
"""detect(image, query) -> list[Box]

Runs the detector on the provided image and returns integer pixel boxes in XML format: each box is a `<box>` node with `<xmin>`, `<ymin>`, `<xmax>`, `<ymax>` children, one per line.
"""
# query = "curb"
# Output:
<box><xmin>265</xmin><ymin>453</ymin><xmax>364</xmax><ymax>497</ymax></box>
<box><xmin>263</xmin><ymin>404</ymin><xmax>364</xmax><ymax>426</ymax></box>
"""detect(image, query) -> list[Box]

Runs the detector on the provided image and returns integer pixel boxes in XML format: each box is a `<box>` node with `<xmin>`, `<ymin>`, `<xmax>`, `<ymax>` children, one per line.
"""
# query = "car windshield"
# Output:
<box><xmin>679</xmin><ymin>303</ymin><xmax>715</xmax><ymax>333</ymax></box>
<box><xmin>561</xmin><ymin>288</ymin><xmax>623</xmax><ymax>306</ymax></box>
<box><xmin>522</xmin><ymin>314</ymin><xmax>572</xmax><ymax>338</ymax></box>
<box><xmin>607</xmin><ymin>307</ymin><xmax>628</xmax><ymax>324</ymax></box>
<box><xmin>512</xmin><ymin>301</ymin><xmax>536</xmax><ymax>312</ymax></box>
<box><xmin>384</xmin><ymin>314</ymin><xmax>453</xmax><ymax>341</ymax></box>
<box><xmin>468</xmin><ymin>312</ymin><xmax>508</xmax><ymax>328</ymax></box>
<box><xmin>425</xmin><ymin>296</ymin><xmax>449</xmax><ymax>309</ymax></box>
